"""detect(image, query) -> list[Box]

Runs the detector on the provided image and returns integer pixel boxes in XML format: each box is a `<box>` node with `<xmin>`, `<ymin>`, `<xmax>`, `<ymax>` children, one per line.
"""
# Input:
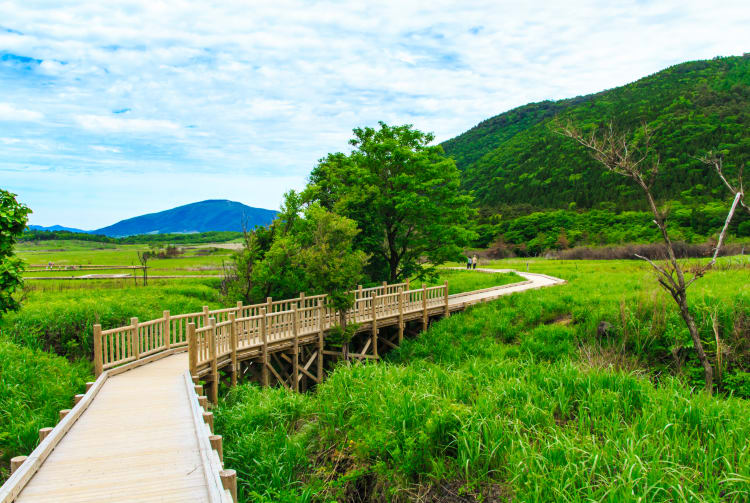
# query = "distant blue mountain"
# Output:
<box><xmin>28</xmin><ymin>224</ymin><xmax>87</xmax><ymax>233</ymax></box>
<box><xmin>91</xmin><ymin>199</ymin><xmax>278</xmax><ymax>237</ymax></box>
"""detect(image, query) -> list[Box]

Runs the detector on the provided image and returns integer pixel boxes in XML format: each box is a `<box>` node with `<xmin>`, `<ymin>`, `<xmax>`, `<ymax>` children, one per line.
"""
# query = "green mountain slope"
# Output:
<box><xmin>442</xmin><ymin>55</ymin><xmax>750</xmax><ymax>211</ymax></box>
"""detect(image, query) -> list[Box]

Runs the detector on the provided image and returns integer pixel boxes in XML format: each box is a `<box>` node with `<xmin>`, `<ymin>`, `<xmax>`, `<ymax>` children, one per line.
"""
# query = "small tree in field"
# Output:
<box><xmin>0</xmin><ymin>190</ymin><xmax>31</xmax><ymax>315</ymax></box>
<box><xmin>294</xmin><ymin>205</ymin><xmax>369</xmax><ymax>359</ymax></box>
<box><xmin>560</xmin><ymin>123</ymin><xmax>745</xmax><ymax>394</ymax></box>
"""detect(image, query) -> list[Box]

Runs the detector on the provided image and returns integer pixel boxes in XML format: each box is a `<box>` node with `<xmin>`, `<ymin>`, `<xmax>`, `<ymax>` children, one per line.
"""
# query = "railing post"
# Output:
<box><xmin>422</xmin><ymin>284</ymin><xmax>428</xmax><ymax>332</ymax></box>
<box><xmin>10</xmin><ymin>456</ymin><xmax>26</xmax><ymax>475</ymax></box>
<box><xmin>405</xmin><ymin>278</ymin><xmax>410</xmax><ymax>292</ymax></box>
<box><xmin>444</xmin><ymin>280</ymin><xmax>450</xmax><ymax>318</ymax></box>
<box><xmin>381</xmin><ymin>280</ymin><xmax>387</xmax><ymax>296</ymax></box>
<box><xmin>398</xmin><ymin>288</ymin><xmax>404</xmax><ymax>345</ymax></box>
<box><xmin>209</xmin><ymin>318</ymin><xmax>218</xmax><ymax>404</ymax></box>
<box><xmin>266</xmin><ymin>297</ymin><xmax>273</xmax><ymax>334</ymax></box>
<box><xmin>229</xmin><ymin>312</ymin><xmax>237</xmax><ymax>387</ymax></box>
<box><xmin>292</xmin><ymin>306</ymin><xmax>299</xmax><ymax>392</ymax></box>
<box><xmin>164</xmin><ymin>310</ymin><xmax>171</xmax><ymax>349</ymax></box>
<box><xmin>188</xmin><ymin>322</ymin><xmax>197</xmax><ymax>376</ymax></box>
<box><xmin>220</xmin><ymin>469</ymin><xmax>238</xmax><ymax>503</ymax></box>
<box><xmin>362</xmin><ymin>285</ymin><xmax>363</xmax><ymax>321</ymax></box>
<box><xmin>93</xmin><ymin>323</ymin><xmax>103</xmax><ymax>376</ymax></box>
<box><xmin>202</xmin><ymin>305</ymin><xmax>209</xmax><ymax>327</ymax></box>
<box><xmin>131</xmin><ymin>317</ymin><xmax>140</xmax><ymax>359</ymax></box>
<box><xmin>299</xmin><ymin>291</ymin><xmax>305</xmax><ymax>309</ymax></box>
<box><xmin>371</xmin><ymin>294</ymin><xmax>379</xmax><ymax>359</ymax></box>
<box><xmin>236</xmin><ymin>300</ymin><xmax>243</xmax><ymax>317</ymax></box>
<box><xmin>317</xmin><ymin>299</ymin><xmax>324</xmax><ymax>382</ymax></box>
<box><xmin>261</xmin><ymin>308</ymin><xmax>269</xmax><ymax>387</ymax></box>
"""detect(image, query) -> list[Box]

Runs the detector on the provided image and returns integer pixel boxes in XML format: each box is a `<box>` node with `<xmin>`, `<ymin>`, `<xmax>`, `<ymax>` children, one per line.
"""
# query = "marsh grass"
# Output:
<box><xmin>0</xmin><ymin>340</ymin><xmax>92</xmax><ymax>482</ymax></box>
<box><xmin>215</xmin><ymin>258</ymin><xmax>750</xmax><ymax>502</ymax></box>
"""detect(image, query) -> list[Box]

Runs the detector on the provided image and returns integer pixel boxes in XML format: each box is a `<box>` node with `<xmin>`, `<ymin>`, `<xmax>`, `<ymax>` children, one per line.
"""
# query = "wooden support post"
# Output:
<box><xmin>236</xmin><ymin>300</ymin><xmax>243</xmax><ymax>317</ymax></box>
<box><xmin>371</xmin><ymin>295</ymin><xmax>379</xmax><ymax>359</ymax></box>
<box><xmin>220</xmin><ymin>469</ymin><xmax>238</xmax><ymax>502</ymax></box>
<box><xmin>59</xmin><ymin>409</ymin><xmax>70</xmax><ymax>421</ymax></box>
<box><xmin>93</xmin><ymin>323</ymin><xmax>103</xmax><ymax>376</ymax></box>
<box><xmin>202</xmin><ymin>411</ymin><xmax>214</xmax><ymax>433</ymax></box>
<box><xmin>444</xmin><ymin>280</ymin><xmax>450</xmax><ymax>318</ymax></box>
<box><xmin>398</xmin><ymin>288</ymin><xmax>404</xmax><ymax>345</ymax></box>
<box><xmin>163</xmin><ymin>310</ymin><xmax>171</xmax><ymax>349</ymax></box>
<box><xmin>317</xmin><ymin>299</ymin><xmax>324</xmax><ymax>382</ymax></box>
<box><xmin>261</xmin><ymin>308</ymin><xmax>269</xmax><ymax>387</ymax></box>
<box><xmin>299</xmin><ymin>291</ymin><xmax>305</xmax><ymax>308</ymax></box>
<box><xmin>10</xmin><ymin>456</ymin><xmax>26</xmax><ymax>474</ymax></box>
<box><xmin>209</xmin><ymin>318</ymin><xmax>218</xmax><ymax>404</ymax></box>
<box><xmin>422</xmin><ymin>284</ymin><xmax>428</xmax><ymax>332</ymax></box>
<box><xmin>405</xmin><ymin>278</ymin><xmax>410</xmax><ymax>292</ymax></box>
<box><xmin>188</xmin><ymin>323</ymin><xmax>197</xmax><ymax>376</ymax></box>
<box><xmin>202</xmin><ymin>305</ymin><xmax>210</xmax><ymax>327</ymax></box>
<box><xmin>194</xmin><ymin>384</ymin><xmax>204</xmax><ymax>396</ymax></box>
<box><xmin>85</xmin><ymin>381</ymin><xmax>95</xmax><ymax>392</ymax></box>
<box><xmin>210</xmin><ymin>434</ymin><xmax>223</xmax><ymax>464</ymax></box>
<box><xmin>131</xmin><ymin>317</ymin><xmax>140</xmax><ymax>359</ymax></box>
<box><xmin>74</xmin><ymin>394</ymin><xmax>84</xmax><ymax>405</ymax></box>
<box><xmin>229</xmin><ymin>313</ymin><xmax>237</xmax><ymax>387</ymax></box>
<box><xmin>39</xmin><ymin>428</ymin><xmax>52</xmax><ymax>442</ymax></box>
<box><xmin>382</xmin><ymin>280</ymin><xmax>387</xmax><ymax>295</ymax></box>
<box><xmin>292</xmin><ymin>306</ymin><xmax>299</xmax><ymax>392</ymax></box>
<box><xmin>199</xmin><ymin>396</ymin><xmax>208</xmax><ymax>410</ymax></box>
<box><xmin>192</xmin><ymin>375</ymin><xmax>200</xmax><ymax>385</ymax></box>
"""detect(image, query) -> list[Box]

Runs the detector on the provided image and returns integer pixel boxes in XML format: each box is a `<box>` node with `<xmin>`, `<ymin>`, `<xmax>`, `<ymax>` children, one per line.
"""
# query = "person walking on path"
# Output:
<box><xmin>472</xmin><ymin>255</ymin><xmax>478</xmax><ymax>269</ymax></box>
<box><xmin>466</xmin><ymin>255</ymin><xmax>472</xmax><ymax>269</ymax></box>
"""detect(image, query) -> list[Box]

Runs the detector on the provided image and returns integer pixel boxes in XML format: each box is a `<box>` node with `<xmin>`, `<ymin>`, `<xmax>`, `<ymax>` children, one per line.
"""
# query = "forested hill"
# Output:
<box><xmin>442</xmin><ymin>54</ymin><xmax>750</xmax><ymax>211</ymax></box>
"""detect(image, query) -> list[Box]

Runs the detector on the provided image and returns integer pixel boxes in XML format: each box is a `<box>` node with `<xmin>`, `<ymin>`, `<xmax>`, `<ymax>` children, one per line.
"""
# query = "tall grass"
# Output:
<box><xmin>214</xmin><ymin>259</ymin><xmax>750</xmax><ymax>501</ymax></box>
<box><xmin>0</xmin><ymin>340</ymin><xmax>92</xmax><ymax>483</ymax></box>
<box><xmin>2</xmin><ymin>280</ymin><xmax>223</xmax><ymax>359</ymax></box>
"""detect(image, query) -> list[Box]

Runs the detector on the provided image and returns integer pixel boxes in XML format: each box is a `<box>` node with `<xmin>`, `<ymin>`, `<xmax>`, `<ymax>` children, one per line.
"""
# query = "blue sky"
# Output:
<box><xmin>1</xmin><ymin>0</ymin><xmax>749</xmax><ymax>229</ymax></box>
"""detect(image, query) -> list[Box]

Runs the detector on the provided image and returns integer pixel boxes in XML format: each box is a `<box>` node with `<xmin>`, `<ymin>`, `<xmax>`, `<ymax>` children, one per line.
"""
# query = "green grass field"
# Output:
<box><xmin>214</xmin><ymin>257</ymin><xmax>750</xmax><ymax>502</ymax></box>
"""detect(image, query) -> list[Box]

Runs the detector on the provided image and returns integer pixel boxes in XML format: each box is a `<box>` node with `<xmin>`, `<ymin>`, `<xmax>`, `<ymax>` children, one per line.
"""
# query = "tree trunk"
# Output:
<box><xmin>675</xmin><ymin>292</ymin><xmax>714</xmax><ymax>393</ymax></box>
<box><xmin>339</xmin><ymin>311</ymin><xmax>349</xmax><ymax>362</ymax></box>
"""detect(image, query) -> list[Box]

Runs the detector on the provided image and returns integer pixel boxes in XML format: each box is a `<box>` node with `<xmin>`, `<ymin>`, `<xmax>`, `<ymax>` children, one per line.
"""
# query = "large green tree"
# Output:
<box><xmin>0</xmin><ymin>190</ymin><xmax>31</xmax><ymax>315</ymax></box>
<box><xmin>304</xmin><ymin>122</ymin><xmax>475</xmax><ymax>283</ymax></box>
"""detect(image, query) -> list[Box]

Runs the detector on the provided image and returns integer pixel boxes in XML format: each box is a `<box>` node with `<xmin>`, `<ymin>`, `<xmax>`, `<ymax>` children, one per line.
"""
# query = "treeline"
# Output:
<box><xmin>20</xmin><ymin>229</ymin><xmax>243</xmax><ymax>244</ymax></box>
<box><xmin>479</xmin><ymin>202</ymin><xmax>750</xmax><ymax>256</ymax></box>
<box><xmin>443</xmin><ymin>55</ymin><xmax>750</xmax><ymax>212</ymax></box>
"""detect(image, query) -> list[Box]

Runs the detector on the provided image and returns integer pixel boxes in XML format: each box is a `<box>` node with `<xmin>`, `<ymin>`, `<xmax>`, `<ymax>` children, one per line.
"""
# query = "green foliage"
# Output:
<box><xmin>304</xmin><ymin>122</ymin><xmax>476</xmax><ymax>282</ymax></box>
<box><xmin>487</xmin><ymin>202</ymin><xmax>750</xmax><ymax>253</ymax></box>
<box><xmin>215</xmin><ymin>259</ymin><xmax>750</xmax><ymax>501</ymax></box>
<box><xmin>0</xmin><ymin>190</ymin><xmax>31</xmax><ymax>315</ymax></box>
<box><xmin>0</xmin><ymin>339</ymin><xmax>92</xmax><ymax>481</ymax></box>
<box><xmin>293</xmin><ymin>205</ymin><xmax>368</xmax><ymax>315</ymax></box>
<box><xmin>443</xmin><ymin>56</ymin><xmax>750</xmax><ymax>213</ymax></box>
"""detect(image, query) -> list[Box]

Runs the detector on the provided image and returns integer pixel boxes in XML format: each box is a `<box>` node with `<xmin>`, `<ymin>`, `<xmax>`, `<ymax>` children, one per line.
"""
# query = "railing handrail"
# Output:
<box><xmin>93</xmin><ymin>281</ymin><xmax>449</xmax><ymax>376</ymax></box>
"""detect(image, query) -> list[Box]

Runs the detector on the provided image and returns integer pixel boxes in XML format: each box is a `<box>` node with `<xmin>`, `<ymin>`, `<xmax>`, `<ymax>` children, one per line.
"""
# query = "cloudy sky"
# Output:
<box><xmin>2</xmin><ymin>1</ymin><xmax>749</xmax><ymax>229</ymax></box>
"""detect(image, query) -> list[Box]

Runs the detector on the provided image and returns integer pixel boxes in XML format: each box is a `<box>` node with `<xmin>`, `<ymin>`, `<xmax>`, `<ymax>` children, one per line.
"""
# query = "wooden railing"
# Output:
<box><xmin>187</xmin><ymin>283</ymin><xmax>449</xmax><ymax>377</ymax></box>
<box><xmin>92</xmin><ymin>280</ymin><xmax>443</xmax><ymax>376</ymax></box>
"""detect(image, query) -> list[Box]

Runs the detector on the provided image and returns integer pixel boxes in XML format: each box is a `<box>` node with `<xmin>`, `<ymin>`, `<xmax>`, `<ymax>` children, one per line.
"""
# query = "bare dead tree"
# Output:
<box><xmin>136</xmin><ymin>251</ymin><xmax>149</xmax><ymax>286</ymax></box>
<box><xmin>558</xmin><ymin>122</ymin><xmax>744</xmax><ymax>394</ymax></box>
<box><xmin>698</xmin><ymin>154</ymin><xmax>748</xmax><ymax>215</ymax></box>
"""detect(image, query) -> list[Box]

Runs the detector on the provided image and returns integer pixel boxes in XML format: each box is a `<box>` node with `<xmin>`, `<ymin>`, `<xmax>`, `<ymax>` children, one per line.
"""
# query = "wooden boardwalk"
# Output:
<box><xmin>14</xmin><ymin>353</ymin><xmax>216</xmax><ymax>503</ymax></box>
<box><xmin>2</xmin><ymin>271</ymin><xmax>563</xmax><ymax>503</ymax></box>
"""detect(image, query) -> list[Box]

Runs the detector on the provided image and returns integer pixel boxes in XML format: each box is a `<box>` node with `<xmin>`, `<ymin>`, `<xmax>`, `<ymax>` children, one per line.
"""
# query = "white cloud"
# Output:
<box><xmin>1</xmin><ymin>0</ymin><xmax>749</xmax><ymax>226</ymax></box>
<box><xmin>0</xmin><ymin>103</ymin><xmax>43</xmax><ymax>122</ymax></box>
<box><xmin>74</xmin><ymin>115</ymin><xmax>182</xmax><ymax>134</ymax></box>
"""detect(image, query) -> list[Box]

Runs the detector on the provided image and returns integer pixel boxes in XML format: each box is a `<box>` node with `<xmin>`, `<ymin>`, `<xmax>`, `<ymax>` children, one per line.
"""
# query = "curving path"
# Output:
<box><xmin>4</xmin><ymin>270</ymin><xmax>563</xmax><ymax>503</ymax></box>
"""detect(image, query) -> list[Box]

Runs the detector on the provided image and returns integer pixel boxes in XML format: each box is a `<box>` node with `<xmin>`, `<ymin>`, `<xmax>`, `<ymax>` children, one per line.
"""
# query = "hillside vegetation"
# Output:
<box><xmin>442</xmin><ymin>55</ymin><xmax>750</xmax><ymax>212</ymax></box>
